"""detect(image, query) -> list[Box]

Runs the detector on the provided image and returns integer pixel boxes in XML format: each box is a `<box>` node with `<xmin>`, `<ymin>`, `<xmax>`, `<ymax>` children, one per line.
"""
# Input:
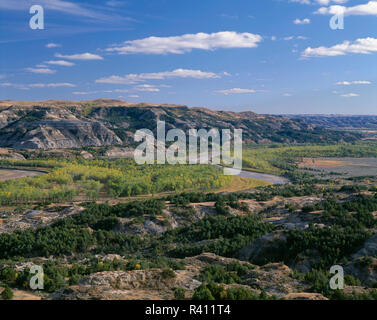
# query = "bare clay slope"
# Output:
<box><xmin>0</xmin><ymin>99</ymin><xmax>361</xmax><ymax>149</ymax></box>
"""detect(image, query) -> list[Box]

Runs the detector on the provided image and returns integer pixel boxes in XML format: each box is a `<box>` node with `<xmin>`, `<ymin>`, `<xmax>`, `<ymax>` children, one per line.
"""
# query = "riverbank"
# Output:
<box><xmin>0</xmin><ymin>168</ymin><xmax>46</xmax><ymax>181</ymax></box>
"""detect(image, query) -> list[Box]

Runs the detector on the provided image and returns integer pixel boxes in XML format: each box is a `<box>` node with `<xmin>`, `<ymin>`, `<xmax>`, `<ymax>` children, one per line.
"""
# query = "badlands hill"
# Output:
<box><xmin>0</xmin><ymin>99</ymin><xmax>361</xmax><ymax>149</ymax></box>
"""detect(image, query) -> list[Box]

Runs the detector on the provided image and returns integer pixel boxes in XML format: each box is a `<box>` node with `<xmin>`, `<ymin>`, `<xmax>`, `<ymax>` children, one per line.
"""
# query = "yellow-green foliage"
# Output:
<box><xmin>0</xmin><ymin>159</ymin><xmax>232</xmax><ymax>204</ymax></box>
<box><xmin>82</xmin><ymin>103</ymin><xmax>93</xmax><ymax>117</ymax></box>
<box><xmin>242</xmin><ymin>148</ymin><xmax>282</xmax><ymax>174</ymax></box>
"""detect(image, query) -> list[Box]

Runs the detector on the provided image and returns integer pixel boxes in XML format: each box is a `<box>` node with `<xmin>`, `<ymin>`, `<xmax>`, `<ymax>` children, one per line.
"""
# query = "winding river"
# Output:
<box><xmin>0</xmin><ymin>168</ymin><xmax>46</xmax><ymax>181</ymax></box>
<box><xmin>193</xmin><ymin>152</ymin><xmax>290</xmax><ymax>185</ymax></box>
<box><xmin>223</xmin><ymin>167</ymin><xmax>290</xmax><ymax>185</ymax></box>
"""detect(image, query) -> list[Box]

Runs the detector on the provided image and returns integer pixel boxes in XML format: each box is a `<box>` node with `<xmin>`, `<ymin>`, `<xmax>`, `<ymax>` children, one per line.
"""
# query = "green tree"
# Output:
<box><xmin>161</xmin><ymin>268</ymin><xmax>176</xmax><ymax>279</ymax></box>
<box><xmin>1</xmin><ymin>285</ymin><xmax>13</xmax><ymax>300</ymax></box>
<box><xmin>174</xmin><ymin>287</ymin><xmax>186</xmax><ymax>300</ymax></box>
<box><xmin>192</xmin><ymin>285</ymin><xmax>215</xmax><ymax>300</ymax></box>
<box><xmin>1</xmin><ymin>267</ymin><xmax>18</xmax><ymax>282</ymax></box>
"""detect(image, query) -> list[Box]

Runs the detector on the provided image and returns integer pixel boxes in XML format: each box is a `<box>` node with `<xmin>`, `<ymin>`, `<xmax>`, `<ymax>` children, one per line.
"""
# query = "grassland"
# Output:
<box><xmin>214</xmin><ymin>176</ymin><xmax>271</xmax><ymax>193</ymax></box>
<box><xmin>298</xmin><ymin>157</ymin><xmax>377</xmax><ymax>178</ymax></box>
<box><xmin>242</xmin><ymin>142</ymin><xmax>377</xmax><ymax>175</ymax></box>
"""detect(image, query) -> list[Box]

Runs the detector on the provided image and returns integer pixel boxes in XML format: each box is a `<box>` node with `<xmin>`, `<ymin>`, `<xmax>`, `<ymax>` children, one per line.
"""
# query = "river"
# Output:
<box><xmin>224</xmin><ymin>167</ymin><xmax>290</xmax><ymax>185</ymax></box>
<box><xmin>0</xmin><ymin>168</ymin><xmax>46</xmax><ymax>181</ymax></box>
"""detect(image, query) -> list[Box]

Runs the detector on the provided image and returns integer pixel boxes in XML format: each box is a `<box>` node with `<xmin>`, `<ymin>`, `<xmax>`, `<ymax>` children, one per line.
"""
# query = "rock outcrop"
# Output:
<box><xmin>0</xmin><ymin>99</ymin><xmax>361</xmax><ymax>149</ymax></box>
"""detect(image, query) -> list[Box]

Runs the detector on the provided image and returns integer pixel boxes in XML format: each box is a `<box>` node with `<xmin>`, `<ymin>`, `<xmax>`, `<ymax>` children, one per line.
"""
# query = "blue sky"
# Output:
<box><xmin>0</xmin><ymin>0</ymin><xmax>376</xmax><ymax>114</ymax></box>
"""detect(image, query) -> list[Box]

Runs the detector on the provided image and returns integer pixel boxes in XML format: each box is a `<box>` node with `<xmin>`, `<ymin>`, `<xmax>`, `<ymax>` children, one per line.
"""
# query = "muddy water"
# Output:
<box><xmin>224</xmin><ymin>167</ymin><xmax>290</xmax><ymax>185</ymax></box>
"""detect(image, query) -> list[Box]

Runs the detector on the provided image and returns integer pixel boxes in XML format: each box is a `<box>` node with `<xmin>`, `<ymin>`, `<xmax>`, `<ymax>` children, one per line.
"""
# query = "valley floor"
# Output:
<box><xmin>0</xmin><ymin>143</ymin><xmax>377</xmax><ymax>301</ymax></box>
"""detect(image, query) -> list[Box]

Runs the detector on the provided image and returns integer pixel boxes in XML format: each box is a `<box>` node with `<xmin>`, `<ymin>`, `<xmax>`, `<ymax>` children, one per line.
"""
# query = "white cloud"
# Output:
<box><xmin>29</xmin><ymin>83</ymin><xmax>76</xmax><ymax>88</ymax></box>
<box><xmin>335</xmin><ymin>80</ymin><xmax>372</xmax><ymax>85</ymax></box>
<box><xmin>216</xmin><ymin>88</ymin><xmax>260</xmax><ymax>95</ymax></box>
<box><xmin>315</xmin><ymin>0</ymin><xmax>348</xmax><ymax>5</ymax></box>
<box><xmin>302</xmin><ymin>37</ymin><xmax>377</xmax><ymax>57</ymax></box>
<box><xmin>73</xmin><ymin>91</ymin><xmax>94</xmax><ymax>95</ymax></box>
<box><xmin>283</xmin><ymin>36</ymin><xmax>307</xmax><ymax>41</ymax></box>
<box><xmin>134</xmin><ymin>84</ymin><xmax>160</xmax><ymax>92</ymax></box>
<box><xmin>290</xmin><ymin>0</ymin><xmax>311</xmax><ymax>4</ymax></box>
<box><xmin>45</xmin><ymin>60</ymin><xmax>75</xmax><ymax>67</ymax></box>
<box><xmin>1</xmin><ymin>82</ymin><xmax>75</xmax><ymax>90</ymax></box>
<box><xmin>0</xmin><ymin>82</ymin><xmax>30</xmax><ymax>90</ymax></box>
<box><xmin>106</xmin><ymin>31</ymin><xmax>263</xmax><ymax>55</ymax></box>
<box><xmin>55</xmin><ymin>53</ymin><xmax>103</xmax><ymax>60</ymax></box>
<box><xmin>316</xmin><ymin>1</ymin><xmax>377</xmax><ymax>16</ymax></box>
<box><xmin>128</xmin><ymin>94</ymin><xmax>140</xmax><ymax>98</ymax></box>
<box><xmin>46</xmin><ymin>43</ymin><xmax>61</xmax><ymax>48</ymax></box>
<box><xmin>0</xmin><ymin>0</ymin><xmax>118</xmax><ymax>20</ymax></box>
<box><xmin>26</xmin><ymin>68</ymin><xmax>56</xmax><ymax>74</ymax></box>
<box><xmin>294</xmin><ymin>18</ymin><xmax>311</xmax><ymax>24</ymax></box>
<box><xmin>290</xmin><ymin>0</ymin><xmax>348</xmax><ymax>5</ymax></box>
<box><xmin>341</xmin><ymin>93</ymin><xmax>359</xmax><ymax>97</ymax></box>
<box><xmin>96</xmin><ymin>69</ymin><xmax>220</xmax><ymax>84</ymax></box>
<box><xmin>283</xmin><ymin>93</ymin><xmax>293</xmax><ymax>96</ymax></box>
<box><xmin>113</xmin><ymin>89</ymin><xmax>129</xmax><ymax>93</ymax></box>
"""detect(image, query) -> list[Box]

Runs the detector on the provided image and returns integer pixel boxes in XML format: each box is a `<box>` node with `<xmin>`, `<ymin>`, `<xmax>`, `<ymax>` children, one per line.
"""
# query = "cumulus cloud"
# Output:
<box><xmin>45</xmin><ymin>60</ymin><xmax>75</xmax><ymax>67</ymax></box>
<box><xmin>96</xmin><ymin>69</ymin><xmax>220</xmax><ymax>84</ymax></box>
<box><xmin>302</xmin><ymin>37</ymin><xmax>377</xmax><ymax>57</ymax></box>
<box><xmin>26</xmin><ymin>68</ymin><xmax>56</xmax><ymax>74</ymax></box>
<box><xmin>1</xmin><ymin>82</ymin><xmax>75</xmax><ymax>89</ymax></box>
<box><xmin>72</xmin><ymin>91</ymin><xmax>95</xmax><ymax>95</ymax></box>
<box><xmin>316</xmin><ymin>1</ymin><xmax>377</xmax><ymax>16</ymax></box>
<box><xmin>55</xmin><ymin>53</ymin><xmax>103</xmax><ymax>60</ymax></box>
<box><xmin>335</xmin><ymin>80</ymin><xmax>372</xmax><ymax>85</ymax></box>
<box><xmin>134</xmin><ymin>84</ymin><xmax>160</xmax><ymax>92</ymax></box>
<box><xmin>106</xmin><ymin>31</ymin><xmax>263</xmax><ymax>55</ymax></box>
<box><xmin>341</xmin><ymin>93</ymin><xmax>359</xmax><ymax>97</ymax></box>
<box><xmin>294</xmin><ymin>18</ymin><xmax>311</xmax><ymax>24</ymax></box>
<box><xmin>46</xmin><ymin>43</ymin><xmax>61</xmax><ymax>48</ymax></box>
<box><xmin>28</xmin><ymin>83</ymin><xmax>76</xmax><ymax>88</ymax></box>
<box><xmin>216</xmin><ymin>88</ymin><xmax>260</xmax><ymax>95</ymax></box>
